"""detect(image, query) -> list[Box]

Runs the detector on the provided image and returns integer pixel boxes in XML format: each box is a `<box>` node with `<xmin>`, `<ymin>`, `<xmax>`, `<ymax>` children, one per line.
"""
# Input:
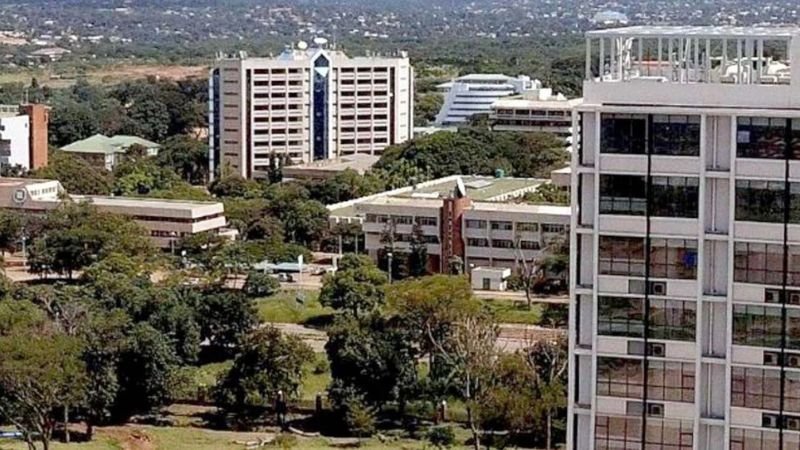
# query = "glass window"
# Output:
<box><xmin>649</xmin><ymin>238</ymin><xmax>698</xmax><ymax>280</ymax></box>
<box><xmin>649</xmin><ymin>299</ymin><xmax>697</xmax><ymax>342</ymax></box>
<box><xmin>652</xmin><ymin>115</ymin><xmax>701</xmax><ymax>156</ymax></box>
<box><xmin>516</xmin><ymin>222</ymin><xmax>538</xmax><ymax>232</ymax></box>
<box><xmin>597</xmin><ymin>357</ymin><xmax>644</xmax><ymax>399</ymax></box>
<box><xmin>599</xmin><ymin>236</ymin><xmax>646</xmax><ymax>277</ymax></box>
<box><xmin>734</xmin><ymin>242</ymin><xmax>785</xmax><ymax>286</ymax></box>
<box><xmin>601</xmin><ymin>113</ymin><xmax>647</xmax><ymax>154</ymax></box>
<box><xmin>598</xmin><ymin>296</ymin><xmax>645</xmax><ymax>338</ymax></box>
<box><xmin>519</xmin><ymin>240</ymin><xmax>540</xmax><ymax>250</ymax></box>
<box><xmin>491</xmin><ymin>221</ymin><xmax>513</xmax><ymax>231</ymax></box>
<box><xmin>647</xmin><ymin>360</ymin><xmax>695</xmax><ymax>403</ymax></box>
<box><xmin>416</xmin><ymin>216</ymin><xmax>437</xmax><ymax>227</ymax></box>
<box><xmin>644</xmin><ymin>419</ymin><xmax>694</xmax><ymax>450</ymax></box>
<box><xmin>737</xmin><ymin>117</ymin><xmax>789</xmax><ymax>159</ymax></box>
<box><xmin>730</xmin><ymin>427</ymin><xmax>781</xmax><ymax>450</ymax></box>
<box><xmin>597</xmin><ymin>297</ymin><xmax>695</xmax><ymax>342</ymax></box>
<box><xmin>600</xmin><ymin>175</ymin><xmax>646</xmax><ymax>215</ymax></box>
<box><xmin>595</xmin><ymin>415</ymin><xmax>643</xmax><ymax>450</ymax></box>
<box><xmin>650</xmin><ymin>176</ymin><xmax>699</xmax><ymax>218</ymax></box>
<box><xmin>736</xmin><ymin>180</ymin><xmax>786</xmax><ymax>223</ymax></box>
<box><xmin>732</xmin><ymin>366</ymin><xmax>782</xmax><ymax>411</ymax></box>
<box><xmin>542</xmin><ymin>224</ymin><xmax>566</xmax><ymax>233</ymax></box>
<box><xmin>465</xmin><ymin>219</ymin><xmax>487</xmax><ymax>229</ymax></box>
<box><xmin>467</xmin><ymin>238</ymin><xmax>488</xmax><ymax>247</ymax></box>
<box><xmin>491</xmin><ymin>239</ymin><xmax>514</xmax><ymax>249</ymax></box>
<box><xmin>733</xmin><ymin>304</ymin><xmax>783</xmax><ymax>349</ymax></box>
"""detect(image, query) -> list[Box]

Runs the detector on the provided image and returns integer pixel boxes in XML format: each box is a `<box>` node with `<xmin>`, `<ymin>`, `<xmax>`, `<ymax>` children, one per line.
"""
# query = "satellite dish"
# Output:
<box><xmin>455</xmin><ymin>177</ymin><xmax>466</xmax><ymax>198</ymax></box>
<box><xmin>297</xmin><ymin>40</ymin><xmax>308</xmax><ymax>50</ymax></box>
<box><xmin>313</xmin><ymin>37</ymin><xmax>328</xmax><ymax>47</ymax></box>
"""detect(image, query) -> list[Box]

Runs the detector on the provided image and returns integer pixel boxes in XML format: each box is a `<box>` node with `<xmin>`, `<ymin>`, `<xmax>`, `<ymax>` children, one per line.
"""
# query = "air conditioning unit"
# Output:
<box><xmin>649</xmin><ymin>281</ymin><xmax>667</xmax><ymax>296</ymax></box>
<box><xmin>647</xmin><ymin>403</ymin><xmax>664</xmax><ymax>417</ymax></box>
<box><xmin>786</xmin><ymin>417</ymin><xmax>800</xmax><ymax>431</ymax></box>
<box><xmin>627</xmin><ymin>341</ymin><xmax>645</xmax><ymax>356</ymax></box>
<box><xmin>629</xmin><ymin>280</ymin><xmax>646</xmax><ymax>295</ymax></box>
<box><xmin>648</xmin><ymin>343</ymin><xmax>666</xmax><ymax>357</ymax></box>
<box><xmin>763</xmin><ymin>414</ymin><xmax>779</xmax><ymax>428</ymax></box>
<box><xmin>765</xmin><ymin>289</ymin><xmax>782</xmax><ymax>304</ymax></box>
<box><xmin>787</xmin><ymin>355</ymin><xmax>800</xmax><ymax>368</ymax></box>
<box><xmin>789</xmin><ymin>292</ymin><xmax>800</xmax><ymax>306</ymax></box>
<box><xmin>764</xmin><ymin>351</ymin><xmax>781</xmax><ymax>366</ymax></box>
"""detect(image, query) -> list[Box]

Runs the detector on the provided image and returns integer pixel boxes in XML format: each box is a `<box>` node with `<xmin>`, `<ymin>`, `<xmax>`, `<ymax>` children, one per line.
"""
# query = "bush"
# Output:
<box><xmin>343</xmin><ymin>397</ymin><xmax>376</xmax><ymax>438</ymax></box>
<box><xmin>427</xmin><ymin>426</ymin><xmax>456</xmax><ymax>448</ymax></box>
<box><xmin>243</xmin><ymin>271</ymin><xmax>280</xmax><ymax>298</ymax></box>
<box><xmin>272</xmin><ymin>433</ymin><xmax>298</xmax><ymax>449</ymax></box>
<box><xmin>312</xmin><ymin>357</ymin><xmax>329</xmax><ymax>375</ymax></box>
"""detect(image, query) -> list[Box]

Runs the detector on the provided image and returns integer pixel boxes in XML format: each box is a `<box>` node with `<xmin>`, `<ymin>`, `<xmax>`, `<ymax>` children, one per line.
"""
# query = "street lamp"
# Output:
<box><xmin>387</xmin><ymin>252</ymin><xmax>393</xmax><ymax>284</ymax></box>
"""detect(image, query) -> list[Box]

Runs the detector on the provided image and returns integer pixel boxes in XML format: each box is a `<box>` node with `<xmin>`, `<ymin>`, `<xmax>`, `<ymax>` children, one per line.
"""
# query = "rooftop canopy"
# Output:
<box><xmin>586</xmin><ymin>25</ymin><xmax>800</xmax><ymax>40</ymax></box>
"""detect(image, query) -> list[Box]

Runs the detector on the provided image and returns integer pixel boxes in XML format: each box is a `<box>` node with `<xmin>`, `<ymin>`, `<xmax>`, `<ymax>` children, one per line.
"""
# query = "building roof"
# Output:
<box><xmin>71</xmin><ymin>195</ymin><xmax>223</xmax><ymax>219</ymax></box>
<box><xmin>61</xmin><ymin>134</ymin><xmax>161</xmax><ymax>155</ymax></box>
<box><xmin>394</xmin><ymin>176</ymin><xmax>544</xmax><ymax>201</ymax></box>
<box><xmin>587</xmin><ymin>26</ymin><xmax>800</xmax><ymax>39</ymax></box>
<box><xmin>283</xmin><ymin>154</ymin><xmax>379</xmax><ymax>178</ymax></box>
<box><xmin>469</xmin><ymin>202</ymin><xmax>570</xmax><ymax>216</ymax></box>
<box><xmin>492</xmin><ymin>97</ymin><xmax>582</xmax><ymax>110</ymax></box>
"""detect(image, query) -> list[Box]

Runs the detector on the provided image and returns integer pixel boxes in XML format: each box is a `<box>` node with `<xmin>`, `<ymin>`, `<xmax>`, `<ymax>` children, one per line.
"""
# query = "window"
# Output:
<box><xmin>599</xmin><ymin>174</ymin><xmax>646</xmax><ymax>215</ymax></box>
<box><xmin>730</xmin><ymin>427</ymin><xmax>781</xmax><ymax>450</ymax></box>
<box><xmin>643</xmin><ymin>419</ymin><xmax>693</xmax><ymax>450</ymax></box>
<box><xmin>492</xmin><ymin>239</ymin><xmax>514</xmax><ymax>249</ymax></box>
<box><xmin>736</xmin><ymin>180</ymin><xmax>786</xmax><ymax>222</ymax></box>
<box><xmin>597</xmin><ymin>296</ymin><xmax>645</xmax><ymax>338</ymax></box>
<box><xmin>597</xmin><ymin>357</ymin><xmax>644</xmax><ymax>399</ymax></box>
<box><xmin>731</xmin><ymin>366</ymin><xmax>782</xmax><ymax>411</ymax></box>
<box><xmin>599</xmin><ymin>236</ymin><xmax>645</xmax><ymax>277</ymax></box>
<box><xmin>649</xmin><ymin>238</ymin><xmax>697</xmax><ymax>280</ymax></box>
<box><xmin>601</xmin><ymin>113</ymin><xmax>647</xmax><ymax>154</ymax></box>
<box><xmin>734</xmin><ymin>242</ymin><xmax>784</xmax><ymax>285</ymax></box>
<box><xmin>516</xmin><ymin>222</ymin><xmax>538</xmax><ymax>232</ymax></box>
<box><xmin>650</xmin><ymin>177</ymin><xmax>699</xmax><ymax>218</ymax></box>
<box><xmin>416</xmin><ymin>216</ymin><xmax>437</xmax><ymax>227</ymax></box>
<box><xmin>649</xmin><ymin>299</ymin><xmax>696</xmax><ymax>341</ymax></box>
<box><xmin>393</xmin><ymin>215</ymin><xmax>413</xmax><ymax>225</ymax></box>
<box><xmin>647</xmin><ymin>360</ymin><xmax>695</xmax><ymax>402</ymax></box>
<box><xmin>597</xmin><ymin>297</ymin><xmax>695</xmax><ymax>341</ymax></box>
<box><xmin>465</xmin><ymin>220</ymin><xmax>487</xmax><ymax>229</ymax></box>
<box><xmin>467</xmin><ymin>238</ymin><xmax>488</xmax><ymax>247</ymax></box>
<box><xmin>595</xmin><ymin>416</ymin><xmax>642</xmax><ymax>450</ymax></box>
<box><xmin>542</xmin><ymin>224</ymin><xmax>566</xmax><ymax>233</ymax></box>
<box><xmin>736</xmin><ymin>117</ymin><xmax>800</xmax><ymax>159</ymax></box>
<box><xmin>733</xmin><ymin>304</ymin><xmax>783</xmax><ymax>349</ymax></box>
<box><xmin>651</xmin><ymin>115</ymin><xmax>701</xmax><ymax>156</ymax></box>
<box><xmin>519</xmin><ymin>240</ymin><xmax>540</xmax><ymax>250</ymax></box>
<box><xmin>491</xmin><ymin>221</ymin><xmax>513</xmax><ymax>231</ymax></box>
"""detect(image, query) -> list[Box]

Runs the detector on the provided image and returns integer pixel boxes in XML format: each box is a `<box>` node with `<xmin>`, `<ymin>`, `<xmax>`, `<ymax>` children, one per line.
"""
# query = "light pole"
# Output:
<box><xmin>387</xmin><ymin>251</ymin><xmax>393</xmax><ymax>284</ymax></box>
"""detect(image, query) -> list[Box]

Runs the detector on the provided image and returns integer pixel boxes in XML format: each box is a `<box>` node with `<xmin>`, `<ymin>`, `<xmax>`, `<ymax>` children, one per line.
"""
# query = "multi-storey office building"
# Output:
<box><xmin>209</xmin><ymin>45</ymin><xmax>413</xmax><ymax>179</ymax></box>
<box><xmin>435</xmin><ymin>74</ymin><xmax>539</xmax><ymax>127</ymax></box>
<box><xmin>490</xmin><ymin>88</ymin><xmax>581</xmax><ymax>143</ymax></box>
<box><xmin>569</xmin><ymin>26</ymin><xmax>800</xmax><ymax>450</ymax></box>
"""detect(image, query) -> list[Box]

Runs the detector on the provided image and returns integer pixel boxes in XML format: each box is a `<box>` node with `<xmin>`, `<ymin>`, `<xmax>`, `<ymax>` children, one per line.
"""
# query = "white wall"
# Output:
<box><xmin>0</xmin><ymin>115</ymin><xmax>30</xmax><ymax>169</ymax></box>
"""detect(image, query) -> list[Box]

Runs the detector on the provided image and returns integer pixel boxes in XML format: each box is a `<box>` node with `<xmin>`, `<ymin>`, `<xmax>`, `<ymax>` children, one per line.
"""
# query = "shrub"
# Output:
<box><xmin>273</xmin><ymin>433</ymin><xmax>298</xmax><ymax>449</ymax></box>
<box><xmin>312</xmin><ymin>356</ymin><xmax>329</xmax><ymax>375</ymax></box>
<box><xmin>344</xmin><ymin>397</ymin><xmax>376</xmax><ymax>438</ymax></box>
<box><xmin>427</xmin><ymin>426</ymin><xmax>456</xmax><ymax>448</ymax></box>
<box><xmin>243</xmin><ymin>271</ymin><xmax>280</xmax><ymax>298</ymax></box>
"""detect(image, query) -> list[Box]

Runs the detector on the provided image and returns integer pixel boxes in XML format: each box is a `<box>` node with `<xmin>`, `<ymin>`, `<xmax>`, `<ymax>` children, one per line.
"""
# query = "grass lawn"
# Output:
<box><xmin>255</xmin><ymin>290</ymin><xmax>334</xmax><ymax>326</ymax></box>
<box><xmin>481</xmin><ymin>298</ymin><xmax>542</xmax><ymax>325</ymax></box>
<box><xmin>301</xmin><ymin>353</ymin><xmax>332</xmax><ymax>401</ymax></box>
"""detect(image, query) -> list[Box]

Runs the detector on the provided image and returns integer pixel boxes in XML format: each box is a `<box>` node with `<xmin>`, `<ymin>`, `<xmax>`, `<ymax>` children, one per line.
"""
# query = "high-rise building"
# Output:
<box><xmin>0</xmin><ymin>103</ymin><xmax>48</xmax><ymax>170</ymax></box>
<box><xmin>208</xmin><ymin>44</ymin><xmax>413</xmax><ymax>180</ymax></box>
<box><xmin>569</xmin><ymin>26</ymin><xmax>800</xmax><ymax>450</ymax></box>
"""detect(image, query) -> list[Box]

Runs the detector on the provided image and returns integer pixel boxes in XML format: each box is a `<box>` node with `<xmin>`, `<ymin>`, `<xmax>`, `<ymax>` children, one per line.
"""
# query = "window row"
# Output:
<box><xmin>596</xmin><ymin>357</ymin><xmax>695</xmax><ymax>403</ymax></box>
<box><xmin>733</xmin><ymin>304</ymin><xmax>800</xmax><ymax>350</ymax></box>
<box><xmin>736</xmin><ymin>180</ymin><xmax>800</xmax><ymax>223</ymax></box>
<box><xmin>595</xmin><ymin>416</ymin><xmax>693</xmax><ymax>450</ymax></box>
<box><xmin>597</xmin><ymin>296</ymin><xmax>697</xmax><ymax>342</ymax></box>
<box><xmin>737</xmin><ymin>117</ymin><xmax>800</xmax><ymax>160</ymax></box>
<box><xmin>730</xmin><ymin>426</ymin><xmax>800</xmax><ymax>450</ymax></box>
<box><xmin>464</xmin><ymin>220</ymin><xmax>560</xmax><ymax>232</ymax></box>
<box><xmin>598</xmin><ymin>236</ymin><xmax>698</xmax><ymax>280</ymax></box>
<box><xmin>600</xmin><ymin>114</ymin><xmax>700</xmax><ymax>156</ymax></box>
<box><xmin>600</xmin><ymin>175</ymin><xmax>699</xmax><ymax>218</ymax></box>
<box><xmin>364</xmin><ymin>214</ymin><xmax>437</xmax><ymax>227</ymax></box>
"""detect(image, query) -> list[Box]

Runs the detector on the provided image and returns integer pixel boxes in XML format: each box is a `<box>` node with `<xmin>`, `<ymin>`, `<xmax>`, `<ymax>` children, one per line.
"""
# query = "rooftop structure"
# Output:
<box><xmin>209</xmin><ymin>44</ymin><xmax>413</xmax><ymax>180</ymax></box>
<box><xmin>281</xmin><ymin>153</ymin><xmax>379</xmax><ymax>180</ymax></box>
<box><xmin>61</xmin><ymin>134</ymin><xmax>161</xmax><ymax>170</ymax></box>
<box><xmin>434</xmin><ymin>74</ymin><xmax>541</xmax><ymax>127</ymax></box>
<box><xmin>328</xmin><ymin>174</ymin><xmax>568</xmax><ymax>273</ymax></box>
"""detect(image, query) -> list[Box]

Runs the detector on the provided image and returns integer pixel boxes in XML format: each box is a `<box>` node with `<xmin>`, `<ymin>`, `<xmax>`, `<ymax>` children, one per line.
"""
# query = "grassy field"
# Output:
<box><xmin>482</xmin><ymin>298</ymin><xmax>542</xmax><ymax>325</ymax></box>
<box><xmin>255</xmin><ymin>290</ymin><xmax>334</xmax><ymax>326</ymax></box>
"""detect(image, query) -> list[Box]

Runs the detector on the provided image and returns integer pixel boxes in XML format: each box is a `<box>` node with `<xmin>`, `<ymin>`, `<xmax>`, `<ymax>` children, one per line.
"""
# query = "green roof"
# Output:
<box><xmin>61</xmin><ymin>134</ymin><xmax>161</xmax><ymax>155</ymax></box>
<box><xmin>394</xmin><ymin>176</ymin><xmax>543</xmax><ymax>201</ymax></box>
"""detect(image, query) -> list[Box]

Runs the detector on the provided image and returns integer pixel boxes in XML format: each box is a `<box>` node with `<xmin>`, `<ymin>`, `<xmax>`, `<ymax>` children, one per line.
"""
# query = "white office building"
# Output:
<box><xmin>569</xmin><ymin>26</ymin><xmax>800</xmax><ymax>450</ymax></box>
<box><xmin>0</xmin><ymin>106</ymin><xmax>29</xmax><ymax>170</ymax></box>
<box><xmin>490</xmin><ymin>88</ymin><xmax>581</xmax><ymax>143</ymax></box>
<box><xmin>434</xmin><ymin>74</ymin><xmax>540</xmax><ymax>127</ymax></box>
<box><xmin>209</xmin><ymin>43</ymin><xmax>413</xmax><ymax>179</ymax></box>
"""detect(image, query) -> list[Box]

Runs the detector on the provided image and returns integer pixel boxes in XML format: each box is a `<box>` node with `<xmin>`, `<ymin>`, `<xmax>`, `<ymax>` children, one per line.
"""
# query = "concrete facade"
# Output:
<box><xmin>209</xmin><ymin>45</ymin><xmax>413</xmax><ymax>180</ymax></box>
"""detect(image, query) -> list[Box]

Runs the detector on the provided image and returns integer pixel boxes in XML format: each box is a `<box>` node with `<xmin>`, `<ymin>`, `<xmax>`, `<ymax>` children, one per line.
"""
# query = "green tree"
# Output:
<box><xmin>30</xmin><ymin>151</ymin><xmax>113</xmax><ymax>195</ymax></box>
<box><xmin>0</xmin><ymin>327</ymin><xmax>87</xmax><ymax>450</ymax></box>
<box><xmin>319</xmin><ymin>254</ymin><xmax>387</xmax><ymax>319</ymax></box>
<box><xmin>526</xmin><ymin>336</ymin><xmax>568</xmax><ymax>449</ymax></box>
<box><xmin>407</xmin><ymin>223</ymin><xmax>429</xmax><ymax>278</ymax></box>
<box><xmin>0</xmin><ymin>210</ymin><xmax>22</xmax><ymax>255</ymax></box>
<box><xmin>522</xmin><ymin>183</ymin><xmax>569</xmax><ymax>205</ymax></box>
<box><xmin>210</xmin><ymin>175</ymin><xmax>264</xmax><ymax>198</ymax></box>
<box><xmin>214</xmin><ymin>326</ymin><xmax>313</xmax><ymax>422</ymax></box>
<box><xmin>242</xmin><ymin>271</ymin><xmax>280</xmax><ymax>298</ymax></box>
<box><xmin>196</xmin><ymin>290</ymin><xmax>258</xmax><ymax>353</ymax></box>
<box><xmin>157</xmin><ymin>135</ymin><xmax>209</xmax><ymax>184</ymax></box>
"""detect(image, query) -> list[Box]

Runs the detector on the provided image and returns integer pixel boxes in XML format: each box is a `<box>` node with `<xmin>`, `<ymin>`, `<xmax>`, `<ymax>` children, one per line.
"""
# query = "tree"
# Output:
<box><xmin>114</xmin><ymin>323</ymin><xmax>178</xmax><ymax>420</ymax></box>
<box><xmin>307</xmin><ymin>169</ymin><xmax>385</xmax><ymax>204</ymax></box>
<box><xmin>525</xmin><ymin>336</ymin><xmax>568</xmax><ymax>450</ymax></box>
<box><xmin>407</xmin><ymin>223</ymin><xmax>429</xmax><ymax>278</ymax></box>
<box><xmin>30</xmin><ymin>151</ymin><xmax>113</xmax><ymax>195</ymax></box>
<box><xmin>0</xmin><ymin>329</ymin><xmax>87</xmax><ymax>450</ymax></box>
<box><xmin>214</xmin><ymin>326</ymin><xmax>313</xmax><ymax>422</ymax></box>
<box><xmin>157</xmin><ymin>135</ymin><xmax>210</xmax><ymax>184</ymax></box>
<box><xmin>196</xmin><ymin>290</ymin><xmax>258</xmax><ymax>353</ymax></box>
<box><xmin>243</xmin><ymin>271</ymin><xmax>280</xmax><ymax>298</ymax></box>
<box><xmin>210</xmin><ymin>175</ymin><xmax>264</xmax><ymax>198</ymax></box>
<box><xmin>474</xmin><ymin>353</ymin><xmax>537</xmax><ymax>443</ymax></box>
<box><xmin>319</xmin><ymin>254</ymin><xmax>387</xmax><ymax>319</ymax></box>
<box><xmin>522</xmin><ymin>183</ymin><xmax>569</xmax><ymax>206</ymax></box>
<box><xmin>0</xmin><ymin>210</ymin><xmax>22</xmax><ymax>255</ymax></box>
<box><xmin>326</xmin><ymin>314</ymin><xmax>418</xmax><ymax>411</ymax></box>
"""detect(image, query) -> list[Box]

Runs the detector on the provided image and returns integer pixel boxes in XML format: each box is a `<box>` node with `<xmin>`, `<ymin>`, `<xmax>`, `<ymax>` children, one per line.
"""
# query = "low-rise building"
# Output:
<box><xmin>0</xmin><ymin>178</ymin><xmax>231</xmax><ymax>249</ymax></box>
<box><xmin>490</xmin><ymin>88</ymin><xmax>581</xmax><ymax>143</ymax></box>
<box><xmin>328</xmin><ymin>174</ymin><xmax>569</xmax><ymax>273</ymax></box>
<box><xmin>435</xmin><ymin>74</ymin><xmax>540</xmax><ymax>127</ymax></box>
<box><xmin>61</xmin><ymin>134</ymin><xmax>161</xmax><ymax>171</ymax></box>
<box><xmin>282</xmin><ymin>154</ymin><xmax>379</xmax><ymax>180</ymax></box>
